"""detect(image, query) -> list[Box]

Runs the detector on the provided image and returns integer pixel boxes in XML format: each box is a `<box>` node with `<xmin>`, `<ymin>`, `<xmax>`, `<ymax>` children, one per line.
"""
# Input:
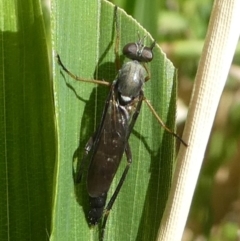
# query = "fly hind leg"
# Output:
<box><xmin>100</xmin><ymin>141</ymin><xmax>132</xmax><ymax>240</ymax></box>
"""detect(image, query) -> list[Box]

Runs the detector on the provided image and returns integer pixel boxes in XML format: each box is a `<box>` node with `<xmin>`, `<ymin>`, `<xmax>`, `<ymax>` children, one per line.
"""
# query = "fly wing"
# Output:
<box><xmin>87</xmin><ymin>83</ymin><xmax>129</xmax><ymax>197</ymax></box>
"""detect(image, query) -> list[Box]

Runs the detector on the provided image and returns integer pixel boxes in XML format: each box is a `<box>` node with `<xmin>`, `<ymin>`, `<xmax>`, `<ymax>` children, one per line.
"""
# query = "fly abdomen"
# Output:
<box><xmin>88</xmin><ymin>193</ymin><xmax>107</xmax><ymax>225</ymax></box>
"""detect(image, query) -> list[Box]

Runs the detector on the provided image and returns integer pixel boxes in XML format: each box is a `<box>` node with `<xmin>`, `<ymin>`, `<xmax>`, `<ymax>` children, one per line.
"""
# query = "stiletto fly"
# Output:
<box><xmin>57</xmin><ymin>6</ymin><xmax>187</xmax><ymax>240</ymax></box>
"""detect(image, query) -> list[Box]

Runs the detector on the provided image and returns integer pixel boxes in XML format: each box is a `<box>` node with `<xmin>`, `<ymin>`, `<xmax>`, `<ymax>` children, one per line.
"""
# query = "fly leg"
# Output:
<box><xmin>100</xmin><ymin>141</ymin><xmax>132</xmax><ymax>240</ymax></box>
<box><xmin>127</xmin><ymin>93</ymin><xmax>144</xmax><ymax>140</ymax></box>
<box><xmin>143</xmin><ymin>97</ymin><xmax>188</xmax><ymax>146</ymax></box>
<box><xmin>56</xmin><ymin>54</ymin><xmax>111</xmax><ymax>87</ymax></box>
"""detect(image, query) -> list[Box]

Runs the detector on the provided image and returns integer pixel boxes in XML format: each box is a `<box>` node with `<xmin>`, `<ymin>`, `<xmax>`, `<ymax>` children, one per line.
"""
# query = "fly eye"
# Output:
<box><xmin>122</xmin><ymin>43</ymin><xmax>138</xmax><ymax>60</ymax></box>
<box><xmin>141</xmin><ymin>47</ymin><xmax>153</xmax><ymax>62</ymax></box>
<box><xmin>122</xmin><ymin>42</ymin><xmax>154</xmax><ymax>62</ymax></box>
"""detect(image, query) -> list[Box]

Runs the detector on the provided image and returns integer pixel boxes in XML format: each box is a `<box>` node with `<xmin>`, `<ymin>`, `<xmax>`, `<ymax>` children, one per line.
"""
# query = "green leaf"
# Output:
<box><xmin>52</xmin><ymin>0</ymin><xmax>176</xmax><ymax>240</ymax></box>
<box><xmin>0</xmin><ymin>0</ymin><xmax>55</xmax><ymax>241</ymax></box>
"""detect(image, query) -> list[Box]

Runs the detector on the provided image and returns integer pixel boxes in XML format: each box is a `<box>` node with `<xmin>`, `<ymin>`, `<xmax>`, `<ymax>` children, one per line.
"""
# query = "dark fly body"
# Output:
<box><xmin>85</xmin><ymin>38</ymin><xmax>155</xmax><ymax>226</ymax></box>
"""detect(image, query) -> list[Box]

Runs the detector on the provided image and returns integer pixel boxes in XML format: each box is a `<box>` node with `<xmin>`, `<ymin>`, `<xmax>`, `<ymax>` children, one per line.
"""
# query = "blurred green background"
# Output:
<box><xmin>108</xmin><ymin>0</ymin><xmax>240</xmax><ymax>241</ymax></box>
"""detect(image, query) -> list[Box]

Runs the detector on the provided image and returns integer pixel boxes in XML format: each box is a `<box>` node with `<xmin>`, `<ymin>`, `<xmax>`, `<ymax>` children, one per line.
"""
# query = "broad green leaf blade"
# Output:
<box><xmin>52</xmin><ymin>0</ymin><xmax>176</xmax><ymax>240</ymax></box>
<box><xmin>0</xmin><ymin>1</ymin><xmax>55</xmax><ymax>241</ymax></box>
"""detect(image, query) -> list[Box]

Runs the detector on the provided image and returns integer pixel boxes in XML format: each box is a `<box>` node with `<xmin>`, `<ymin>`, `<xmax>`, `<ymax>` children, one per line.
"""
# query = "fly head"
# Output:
<box><xmin>122</xmin><ymin>35</ymin><xmax>155</xmax><ymax>63</ymax></box>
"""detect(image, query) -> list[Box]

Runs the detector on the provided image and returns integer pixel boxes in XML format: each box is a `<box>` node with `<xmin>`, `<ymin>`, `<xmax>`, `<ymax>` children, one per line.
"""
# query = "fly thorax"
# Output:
<box><xmin>117</xmin><ymin>61</ymin><xmax>145</xmax><ymax>104</ymax></box>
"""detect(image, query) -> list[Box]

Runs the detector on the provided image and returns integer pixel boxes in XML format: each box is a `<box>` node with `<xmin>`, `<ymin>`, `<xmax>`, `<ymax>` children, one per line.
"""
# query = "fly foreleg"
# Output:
<box><xmin>56</xmin><ymin>54</ymin><xmax>111</xmax><ymax>87</ymax></box>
